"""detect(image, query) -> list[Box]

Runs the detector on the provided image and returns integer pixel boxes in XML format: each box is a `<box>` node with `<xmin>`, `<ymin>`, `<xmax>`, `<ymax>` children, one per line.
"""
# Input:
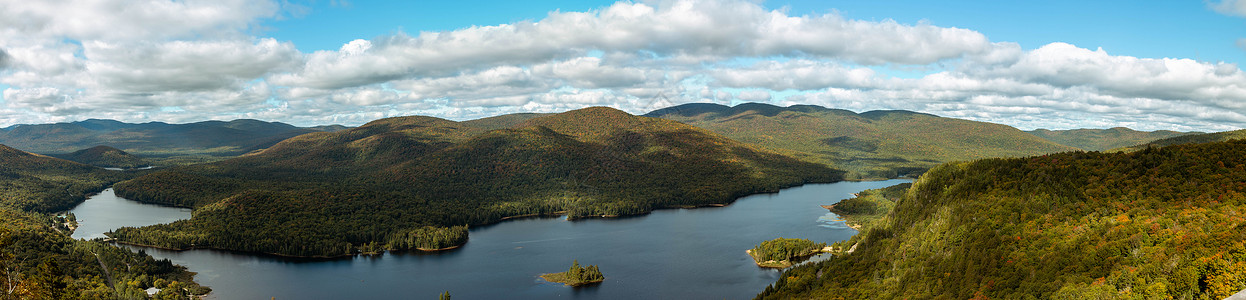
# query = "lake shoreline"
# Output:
<box><xmin>109</xmin><ymin>178</ymin><xmax>847</xmax><ymax>258</ymax></box>
<box><xmin>73</xmin><ymin>179</ymin><xmax>912</xmax><ymax>299</ymax></box>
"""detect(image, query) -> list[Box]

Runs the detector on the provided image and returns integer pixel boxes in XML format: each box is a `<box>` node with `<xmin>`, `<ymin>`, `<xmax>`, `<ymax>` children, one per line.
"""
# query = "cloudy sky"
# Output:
<box><xmin>2</xmin><ymin>0</ymin><xmax>1245</xmax><ymax>131</ymax></box>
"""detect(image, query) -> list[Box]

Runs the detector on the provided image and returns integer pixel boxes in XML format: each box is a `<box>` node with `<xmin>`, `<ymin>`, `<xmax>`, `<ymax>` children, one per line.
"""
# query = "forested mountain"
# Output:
<box><xmin>757</xmin><ymin>140</ymin><xmax>1246</xmax><ymax>299</ymax></box>
<box><xmin>1027</xmin><ymin>127</ymin><xmax>1194</xmax><ymax>151</ymax></box>
<box><xmin>1112</xmin><ymin>129</ymin><xmax>1246</xmax><ymax>152</ymax></box>
<box><xmin>646</xmin><ymin>103</ymin><xmax>1077</xmax><ymax>179</ymax></box>
<box><xmin>110</xmin><ymin>107</ymin><xmax>841</xmax><ymax>257</ymax></box>
<box><xmin>0</xmin><ymin>145</ymin><xmax>129</xmax><ymax>213</ymax></box>
<box><xmin>0</xmin><ymin>144</ymin><xmax>207</xmax><ymax>299</ymax></box>
<box><xmin>52</xmin><ymin>146</ymin><xmax>151</xmax><ymax>169</ymax></box>
<box><xmin>0</xmin><ymin>119</ymin><xmax>346</xmax><ymax>156</ymax></box>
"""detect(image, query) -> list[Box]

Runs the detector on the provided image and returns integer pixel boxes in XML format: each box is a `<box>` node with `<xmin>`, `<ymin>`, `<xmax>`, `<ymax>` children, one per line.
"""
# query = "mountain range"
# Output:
<box><xmin>1026</xmin><ymin>127</ymin><xmax>1195</xmax><ymax>151</ymax></box>
<box><xmin>2</xmin><ymin>102</ymin><xmax>1241</xmax><ymax>297</ymax></box>
<box><xmin>646</xmin><ymin>103</ymin><xmax>1079</xmax><ymax>179</ymax></box>
<box><xmin>0</xmin><ymin>119</ymin><xmax>347</xmax><ymax>156</ymax></box>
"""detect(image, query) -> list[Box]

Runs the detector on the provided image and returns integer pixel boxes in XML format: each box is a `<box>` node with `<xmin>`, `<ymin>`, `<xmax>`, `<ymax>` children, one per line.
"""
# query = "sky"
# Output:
<box><xmin>2</xmin><ymin>0</ymin><xmax>1246</xmax><ymax>131</ymax></box>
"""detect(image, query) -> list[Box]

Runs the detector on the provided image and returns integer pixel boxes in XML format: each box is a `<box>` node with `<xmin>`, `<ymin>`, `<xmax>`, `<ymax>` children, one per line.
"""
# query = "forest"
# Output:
<box><xmin>52</xmin><ymin>146</ymin><xmax>151</xmax><ymax>169</ymax></box>
<box><xmin>109</xmin><ymin>107</ymin><xmax>842</xmax><ymax>257</ymax></box>
<box><xmin>747</xmin><ymin>238</ymin><xmax>827</xmax><ymax>268</ymax></box>
<box><xmin>757</xmin><ymin>139</ymin><xmax>1246</xmax><ymax>299</ymax></box>
<box><xmin>540</xmin><ymin>260</ymin><xmax>605</xmax><ymax>286</ymax></box>
<box><xmin>0</xmin><ymin>144</ymin><xmax>208</xmax><ymax>299</ymax></box>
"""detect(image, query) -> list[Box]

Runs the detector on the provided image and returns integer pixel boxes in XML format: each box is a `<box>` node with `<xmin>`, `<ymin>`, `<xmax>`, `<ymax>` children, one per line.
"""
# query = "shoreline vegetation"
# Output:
<box><xmin>540</xmin><ymin>260</ymin><xmax>604</xmax><ymax>287</ymax></box>
<box><xmin>747</xmin><ymin>238</ymin><xmax>828</xmax><ymax>268</ymax></box>
<box><xmin>821</xmin><ymin>183</ymin><xmax>911</xmax><ymax>251</ymax></box>
<box><xmin>111</xmin><ymin>179</ymin><xmax>832</xmax><ymax>259</ymax></box>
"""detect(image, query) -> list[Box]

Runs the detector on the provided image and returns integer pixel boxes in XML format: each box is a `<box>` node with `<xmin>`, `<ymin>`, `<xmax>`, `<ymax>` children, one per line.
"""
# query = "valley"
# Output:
<box><xmin>1</xmin><ymin>103</ymin><xmax>1242</xmax><ymax>299</ymax></box>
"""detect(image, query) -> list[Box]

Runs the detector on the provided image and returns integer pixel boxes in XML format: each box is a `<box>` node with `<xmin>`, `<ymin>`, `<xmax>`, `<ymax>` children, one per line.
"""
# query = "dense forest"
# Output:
<box><xmin>1027</xmin><ymin>127</ymin><xmax>1193</xmax><ymax>152</ymax></box>
<box><xmin>747</xmin><ymin>238</ymin><xmax>827</xmax><ymax>268</ymax></box>
<box><xmin>52</xmin><ymin>146</ymin><xmax>151</xmax><ymax>169</ymax></box>
<box><xmin>646</xmin><ymin>103</ymin><xmax>1077</xmax><ymax>179</ymax></box>
<box><xmin>757</xmin><ymin>139</ymin><xmax>1246</xmax><ymax>299</ymax></box>
<box><xmin>0</xmin><ymin>144</ymin><xmax>208</xmax><ymax>299</ymax></box>
<box><xmin>110</xmin><ymin>107</ymin><xmax>842</xmax><ymax>257</ymax></box>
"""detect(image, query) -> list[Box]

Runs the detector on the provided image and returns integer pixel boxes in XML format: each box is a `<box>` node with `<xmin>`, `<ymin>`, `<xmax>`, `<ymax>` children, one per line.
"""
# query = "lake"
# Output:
<box><xmin>69</xmin><ymin>179</ymin><xmax>909</xmax><ymax>299</ymax></box>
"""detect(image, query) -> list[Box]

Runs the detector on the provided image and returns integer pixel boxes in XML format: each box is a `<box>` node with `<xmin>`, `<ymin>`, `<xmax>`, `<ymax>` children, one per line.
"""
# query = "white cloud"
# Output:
<box><xmin>274</xmin><ymin>0</ymin><xmax>992</xmax><ymax>90</ymax></box>
<box><xmin>1211</xmin><ymin>0</ymin><xmax>1246</xmax><ymax>17</ymax></box>
<box><xmin>736</xmin><ymin>90</ymin><xmax>772</xmax><ymax>102</ymax></box>
<box><xmin>0</xmin><ymin>0</ymin><xmax>280</xmax><ymax>41</ymax></box>
<box><xmin>0</xmin><ymin>0</ymin><xmax>1243</xmax><ymax>133</ymax></box>
<box><xmin>711</xmin><ymin>60</ymin><xmax>880</xmax><ymax>90</ymax></box>
<box><xmin>85</xmin><ymin>39</ymin><xmax>301</xmax><ymax>93</ymax></box>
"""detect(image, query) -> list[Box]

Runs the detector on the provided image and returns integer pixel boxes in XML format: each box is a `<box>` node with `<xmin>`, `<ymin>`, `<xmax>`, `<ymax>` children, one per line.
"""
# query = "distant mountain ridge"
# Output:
<box><xmin>646</xmin><ymin>102</ymin><xmax>1078</xmax><ymax>179</ymax></box>
<box><xmin>1027</xmin><ymin>127</ymin><xmax>1196</xmax><ymax>151</ymax></box>
<box><xmin>0</xmin><ymin>119</ymin><xmax>348</xmax><ymax>156</ymax></box>
<box><xmin>1111</xmin><ymin>128</ymin><xmax>1246</xmax><ymax>152</ymax></box>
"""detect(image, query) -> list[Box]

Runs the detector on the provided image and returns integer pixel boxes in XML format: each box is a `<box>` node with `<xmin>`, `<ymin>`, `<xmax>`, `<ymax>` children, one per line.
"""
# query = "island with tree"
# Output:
<box><xmin>540</xmin><ymin>260</ymin><xmax>604</xmax><ymax>286</ymax></box>
<box><xmin>747</xmin><ymin>238</ymin><xmax>828</xmax><ymax>268</ymax></box>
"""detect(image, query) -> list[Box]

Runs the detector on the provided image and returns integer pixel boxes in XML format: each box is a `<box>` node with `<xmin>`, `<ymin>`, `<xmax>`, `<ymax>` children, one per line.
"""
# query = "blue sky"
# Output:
<box><xmin>2</xmin><ymin>0</ymin><xmax>1245</xmax><ymax>131</ymax></box>
<box><xmin>264</xmin><ymin>0</ymin><xmax>1245</xmax><ymax>63</ymax></box>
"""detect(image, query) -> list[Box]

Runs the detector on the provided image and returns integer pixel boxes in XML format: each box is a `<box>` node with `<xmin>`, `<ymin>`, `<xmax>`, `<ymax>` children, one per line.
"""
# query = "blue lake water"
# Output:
<box><xmin>69</xmin><ymin>179</ymin><xmax>909</xmax><ymax>299</ymax></box>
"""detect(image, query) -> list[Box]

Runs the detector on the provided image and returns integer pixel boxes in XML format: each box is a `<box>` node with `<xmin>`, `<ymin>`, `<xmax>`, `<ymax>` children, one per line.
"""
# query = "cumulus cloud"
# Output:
<box><xmin>84</xmin><ymin>39</ymin><xmax>301</xmax><ymax>93</ymax></box>
<box><xmin>0</xmin><ymin>0</ymin><xmax>1243</xmax><ymax>132</ymax></box>
<box><xmin>273</xmin><ymin>0</ymin><xmax>992</xmax><ymax>90</ymax></box>
<box><xmin>0</xmin><ymin>0</ymin><xmax>280</xmax><ymax>41</ymax></box>
<box><xmin>974</xmin><ymin>43</ymin><xmax>1246</xmax><ymax>109</ymax></box>
<box><xmin>711</xmin><ymin>60</ymin><xmax>880</xmax><ymax>90</ymax></box>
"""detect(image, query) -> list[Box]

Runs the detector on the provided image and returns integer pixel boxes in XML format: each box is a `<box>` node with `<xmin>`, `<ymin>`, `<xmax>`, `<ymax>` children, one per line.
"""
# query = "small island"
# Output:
<box><xmin>540</xmin><ymin>260</ymin><xmax>605</xmax><ymax>286</ymax></box>
<box><xmin>747</xmin><ymin>238</ymin><xmax>828</xmax><ymax>268</ymax></box>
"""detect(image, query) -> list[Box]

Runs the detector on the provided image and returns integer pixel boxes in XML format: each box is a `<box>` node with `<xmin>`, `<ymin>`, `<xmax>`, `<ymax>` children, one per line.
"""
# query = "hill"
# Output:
<box><xmin>461</xmin><ymin>113</ymin><xmax>551</xmax><ymax>130</ymax></box>
<box><xmin>1111</xmin><ymin>129</ymin><xmax>1246</xmax><ymax>152</ymax></box>
<box><xmin>0</xmin><ymin>144</ymin><xmax>208</xmax><ymax>298</ymax></box>
<box><xmin>52</xmin><ymin>145</ymin><xmax>151</xmax><ymax>169</ymax></box>
<box><xmin>646</xmin><ymin>103</ymin><xmax>1078</xmax><ymax>179</ymax></box>
<box><xmin>0</xmin><ymin>145</ymin><xmax>132</xmax><ymax>212</ymax></box>
<box><xmin>0</xmin><ymin>119</ymin><xmax>347</xmax><ymax>156</ymax></box>
<box><xmin>1027</xmin><ymin>127</ymin><xmax>1194</xmax><ymax>151</ymax></box>
<box><xmin>757</xmin><ymin>140</ymin><xmax>1246</xmax><ymax>299</ymax></box>
<box><xmin>109</xmin><ymin>107</ymin><xmax>842</xmax><ymax>257</ymax></box>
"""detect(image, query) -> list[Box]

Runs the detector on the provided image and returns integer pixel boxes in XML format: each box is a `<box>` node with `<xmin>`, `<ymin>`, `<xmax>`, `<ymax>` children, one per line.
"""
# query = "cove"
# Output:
<box><xmin>69</xmin><ymin>179</ymin><xmax>909</xmax><ymax>299</ymax></box>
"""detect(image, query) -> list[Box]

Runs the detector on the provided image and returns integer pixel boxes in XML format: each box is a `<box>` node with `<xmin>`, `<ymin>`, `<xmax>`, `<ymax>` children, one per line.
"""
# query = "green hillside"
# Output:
<box><xmin>646</xmin><ymin>103</ymin><xmax>1078</xmax><ymax>179</ymax></box>
<box><xmin>757</xmin><ymin>140</ymin><xmax>1246</xmax><ymax>299</ymax></box>
<box><xmin>0</xmin><ymin>119</ymin><xmax>345</xmax><ymax>156</ymax></box>
<box><xmin>110</xmin><ymin>107</ymin><xmax>842</xmax><ymax>257</ymax></box>
<box><xmin>1028</xmin><ymin>127</ymin><xmax>1195</xmax><ymax>151</ymax></box>
<box><xmin>1112</xmin><ymin>129</ymin><xmax>1246</xmax><ymax>152</ymax></box>
<box><xmin>0</xmin><ymin>144</ymin><xmax>207</xmax><ymax>299</ymax></box>
<box><xmin>52</xmin><ymin>145</ymin><xmax>151</xmax><ymax>169</ymax></box>
<box><xmin>0</xmin><ymin>145</ymin><xmax>130</xmax><ymax>213</ymax></box>
<box><xmin>461</xmin><ymin>113</ymin><xmax>551</xmax><ymax>130</ymax></box>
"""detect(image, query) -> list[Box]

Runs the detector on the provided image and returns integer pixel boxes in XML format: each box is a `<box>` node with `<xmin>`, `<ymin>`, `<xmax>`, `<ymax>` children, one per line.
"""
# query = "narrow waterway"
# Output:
<box><xmin>69</xmin><ymin>179</ymin><xmax>909</xmax><ymax>299</ymax></box>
